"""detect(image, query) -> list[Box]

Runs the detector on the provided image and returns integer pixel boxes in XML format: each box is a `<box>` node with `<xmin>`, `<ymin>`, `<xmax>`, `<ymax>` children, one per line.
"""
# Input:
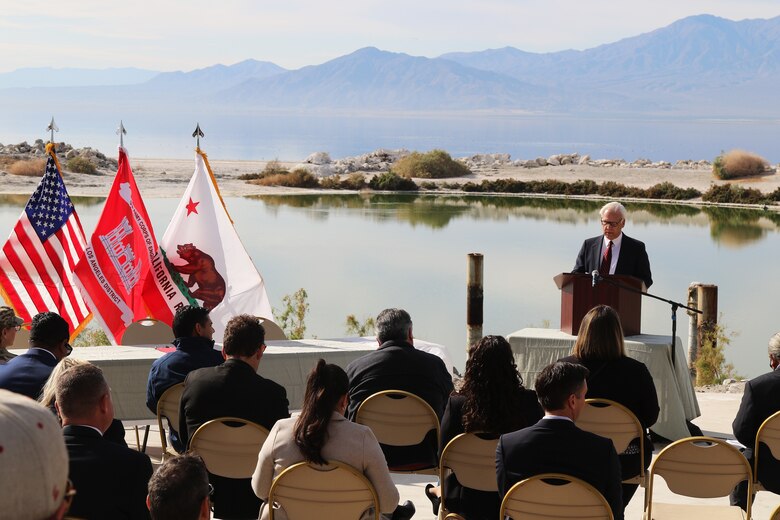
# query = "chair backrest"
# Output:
<box><xmin>259</xmin><ymin>316</ymin><xmax>287</xmax><ymax>341</ymax></box>
<box><xmin>646</xmin><ymin>436</ymin><xmax>753</xmax><ymax>519</ymax></box>
<box><xmin>268</xmin><ymin>461</ymin><xmax>379</xmax><ymax>520</ymax></box>
<box><xmin>755</xmin><ymin>410</ymin><xmax>780</xmax><ymax>484</ymax></box>
<box><xmin>355</xmin><ymin>390</ymin><xmax>440</xmax><ymax>447</ymax></box>
<box><xmin>156</xmin><ymin>383</ymin><xmax>185</xmax><ymax>456</ymax></box>
<box><xmin>439</xmin><ymin>433</ymin><xmax>499</xmax><ymax>492</ymax></box>
<box><xmin>500</xmin><ymin>473</ymin><xmax>613</xmax><ymax>520</ymax></box>
<box><xmin>771</xmin><ymin>502</ymin><xmax>780</xmax><ymax>520</ymax></box>
<box><xmin>11</xmin><ymin>327</ymin><xmax>29</xmax><ymax>349</ymax></box>
<box><xmin>188</xmin><ymin>417</ymin><xmax>269</xmax><ymax>479</ymax></box>
<box><xmin>122</xmin><ymin>319</ymin><xmax>174</xmax><ymax>345</ymax></box>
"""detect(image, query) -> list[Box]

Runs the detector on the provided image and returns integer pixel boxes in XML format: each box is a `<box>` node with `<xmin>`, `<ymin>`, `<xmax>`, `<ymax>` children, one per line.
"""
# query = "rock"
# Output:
<box><xmin>578</xmin><ymin>155</ymin><xmax>590</xmax><ymax>165</ymax></box>
<box><xmin>547</xmin><ymin>155</ymin><xmax>561</xmax><ymax>166</ymax></box>
<box><xmin>305</xmin><ymin>152</ymin><xmax>331</xmax><ymax>165</ymax></box>
<box><xmin>535</xmin><ymin>157</ymin><xmax>548</xmax><ymax>167</ymax></box>
<box><xmin>65</xmin><ymin>150</ymin><xmax>78</xmax><ymax>159</ymax></box>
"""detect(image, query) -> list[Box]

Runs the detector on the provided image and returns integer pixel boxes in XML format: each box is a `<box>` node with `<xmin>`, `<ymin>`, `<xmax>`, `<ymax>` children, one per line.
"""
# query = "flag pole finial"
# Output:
<box><xmin>116</xmin><ymin>121</ymin><xmax>127</xmax><ymax>148</ymax></box>
<box><xmin>46</xmin><ymin>117</ymin><xmax>59</xmax><ymax>146</ymax></box>
<box><xmin>192</xmin><ymin>123</ymin><xmax>204</xmax><ymax>149</ymax></box>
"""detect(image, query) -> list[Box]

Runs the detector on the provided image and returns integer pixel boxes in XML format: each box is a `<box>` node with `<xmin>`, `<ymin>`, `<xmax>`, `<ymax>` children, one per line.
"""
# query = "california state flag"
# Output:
<box><xmin>150</xmin><ymin>149</ymin><xmax>273</xmax><ymax>342</ymax></box>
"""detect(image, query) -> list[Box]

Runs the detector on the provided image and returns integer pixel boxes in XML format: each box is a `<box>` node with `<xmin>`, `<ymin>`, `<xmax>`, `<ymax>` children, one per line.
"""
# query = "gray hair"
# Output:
<box><xmin>600</xmin><ymin>202</ymin><xmax>627</xmax><ymax>220</ymax></box>
<box><xmin>375</xmin><ymin>308</ymin><xmax>412</xmax><ymax>344</ymax></box>
<box><xmin>769</xmin><ymin>332</ymin><xmax>780</xmax><ymax>360</ymax></box>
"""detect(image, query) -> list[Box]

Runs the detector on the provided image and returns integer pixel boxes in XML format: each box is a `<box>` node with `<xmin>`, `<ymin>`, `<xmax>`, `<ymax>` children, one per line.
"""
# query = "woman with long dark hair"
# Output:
<box><xmin>560</xmin><ymin>304</ymin><xmax>659</xmax><ymax>509</ymax></box>
<box><xmin>425</xmin><ymin>335</ymin><xmax>543</xmax><ymax>520</ymax></box>
<box><xmin>252</xmin><ymin>359</ymin><xmax>413</xmax><ymax>520</ymax></box>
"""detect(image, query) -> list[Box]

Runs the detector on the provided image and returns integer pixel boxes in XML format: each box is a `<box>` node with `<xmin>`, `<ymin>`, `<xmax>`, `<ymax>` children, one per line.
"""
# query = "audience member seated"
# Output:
<box><xmin>730</xmin><ymin>331</ymin><xmax>780</xmax><ymax>510</ymax></box>
<box><xmin>40</xmin><ymin>357</ymin><xmax>127</xmax><ymax>446</ymax></box>
<box><xmin>496</xmin><ymin>361</ymin><xmax>623</xmax><ymax>520</ymax></box>
<box><xmin>560</xmin><ymin>304</ymin><xmax>659</xmax><ymax>507</ymax></box>
<box><xmin>146</xmin><ymin>305</ymin><xmax>224</xmax><ymax>452</ymax></box>
<box><xmin>147</xmin><ymin>454</ymin><xmax>212</xmax><ymax>520</ymax></box>
<box><xmin>180</xmin><ymin>314</ymin><xmax>289</xmax><ymax>520</ymax></box>
<box><xmin>0</xmin><ymin>311</ymin><xmax>71</xmax><ymax>399</ymax></box>
<box><xmin>0</xmin><ymin>305</ymin><xmax>23</xmax><ymax>364</ymax></box>
<box><xmin>56</xmin><ymin>363</ymin><xmax>153</xmax><ymax>519</ymax></box>
<box><xmin>252</xmin><ymin>359</ymin><xmax>415</xmax><ymax>520</ymax></box>
<box><xmin>0</xmin><ymin>388</ymin><xmax>73</xmax><ymax>520</ymax></box>
<box><xmin>425</xmin><ymin>335</ymin><xmax>543</xmax><ymax>519</ymax></box>
<box><xmin>346</xmin><ymin>308</ymin><xmax>453</xmax><ymax>468</ymax></box>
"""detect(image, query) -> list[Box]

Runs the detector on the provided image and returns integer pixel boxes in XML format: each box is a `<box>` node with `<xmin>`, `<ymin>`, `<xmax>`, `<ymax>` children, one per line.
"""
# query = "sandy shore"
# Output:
<box><xmin>1</xmin><ymin>156</ymin><xmax>779</xmax><ymax>200</ymax></box>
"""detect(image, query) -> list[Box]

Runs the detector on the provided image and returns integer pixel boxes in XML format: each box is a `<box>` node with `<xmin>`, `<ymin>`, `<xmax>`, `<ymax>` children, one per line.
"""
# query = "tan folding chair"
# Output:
<box><xmin>355</xmin><ymin>390</ymin><xmax>440</xmax><ymax>475</ymax></box>
<box><xmin>438</xmin><ymin>432</ymin><xmax>499</xmax><ymax>518</ymax></box>
<box><xmin>188</xmin><ymin>417</ymin><xmax>269</xmax><ymax>478</ymax></box>
<box><xmin>644</xmin><ymin>436</ymin><xmax>753</xmax><ymax>519</ymax></box>
<box><xmin>121</xmin><ymin>319</ymin><xmax>174</xmax><ymax>345</ymax></box>
<box><xmin>753</xmin><ymin>410</ymin><xmax>780</xmax><ymax>493</ymax></box>
<box><xmin>156</xmin><ymin>382</ymin><xmax>185</xmax><ymax>462</ymax></box>
<box><xmin>268</xmin><ymin>460</ymin><xmax>379</xmax><ymax>520</ymax></box>
<box><xmin>258</xmin><ymin>316</ymin><xmax>287</xmax><ymax>340</ymax></box>
<box><xmin>770</xmin><ymin>502</ymin><xmax>780</xmax><ymax>520</ymax></box>
<box><xmin>576</xmin><ymin>398</ymin><xmax>647</xmax><ymax>485</ymax></box>
<box><xmin>500</xmin><ymin>472</ymin><xmax>614</xmax><ymax>520</ymax></box>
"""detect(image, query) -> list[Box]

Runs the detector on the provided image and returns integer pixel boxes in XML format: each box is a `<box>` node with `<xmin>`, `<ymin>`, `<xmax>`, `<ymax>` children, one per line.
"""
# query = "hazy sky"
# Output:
<box><xmin>1</xmin><ymin>0</ymin><xmax>779</xmax><ymax>73</ymax></box>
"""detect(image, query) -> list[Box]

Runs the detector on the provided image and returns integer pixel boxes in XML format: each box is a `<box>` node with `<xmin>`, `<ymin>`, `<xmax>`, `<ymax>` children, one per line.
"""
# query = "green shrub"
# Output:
<box><xmin>66</xmin><ymin>156</ymin><xmax>97</xmax><ymax>175</ymax></box>
<box><xmin>273</xmin><ymin>288</ymin><xmax>309</xmax><ymax>340</ymax></box>
<box><xmin>368</xmin><ymin>172</ymin><xmax>419</xmax><ymax>191</ymax></box>
<box><xmin>345</xmin><ymin>314</ymin><xmax>375</xmax><ymax>336</ymax></box>
<box><xmin>702</xmin><ymin>184</ymin><xmax>772</xmax><ymax>205</ymax></box>
<box><xmin>73</xmin><ymin>326</ymin><xmax>110</xmax><ymax>347</ymax></box>
<box><xmin>254</xmin><ymin>168</ymin><xmax>319</xmax><ymax>188</ymax></box>
<box><xmin>645</xmin><ymin>182</ymin><xmax>701</xmax><ymax>200</ymax></box>
<box><xmin>8</xmin><ymin>158</ymin><xmax>47</xmax><ymax>176</ymax></box>
<box><xmin>320</xmin><ymin>173</ymin><xmax>367</xmax><ymax>190</ymax></box>
<box><xmin>712</xmin><ymin>150</ymin><xmax>768</xmax><ymax>179</ymax></box>
<box><xmin>392</xmin><ymin>150</ymin><xmax>471</xmax><ymax>179</ymax></box>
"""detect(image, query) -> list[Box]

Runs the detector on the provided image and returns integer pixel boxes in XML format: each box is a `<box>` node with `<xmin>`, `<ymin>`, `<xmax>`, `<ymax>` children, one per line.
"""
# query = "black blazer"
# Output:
<box><xmin>573</xmin><ymin>233</ymin><xmax>653</xmax><ymax>288</ymax></box>
<box><xmin>733</xmin><ymin>368</ymin><xmax>780</xmax><ymax>492</ymax></box>
<box><xmin>63</xmin><ymin>425</ymin><xmax>153</xmax><ymax>520</ymax></box>
<box><xmin>0</xmin><ymin>348</ymin><xmax>58</xmax><ymax>399</ymax></box>
<box><xmin>496</xmin><ymin>418</ymin><xmax>624</xmax><ymax>520</ymax></box>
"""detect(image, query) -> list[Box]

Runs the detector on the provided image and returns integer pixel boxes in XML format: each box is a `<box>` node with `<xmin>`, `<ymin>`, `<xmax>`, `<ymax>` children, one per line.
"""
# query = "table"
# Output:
<box><xmin>506</xmin><ymin>328</ymin><xmax>700</xmax><ymax>441</ymax></box>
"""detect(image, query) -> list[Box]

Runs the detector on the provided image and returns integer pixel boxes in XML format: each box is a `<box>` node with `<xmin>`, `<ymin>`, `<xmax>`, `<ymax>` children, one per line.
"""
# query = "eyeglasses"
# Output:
<box><xmin>64</xmin><ymin>343</ymin><xmax>73</xmax><ymax>356</ymax></box>
<box><xmin>13</xmin><ymin>325</ymin><xmax>21</xmax><ymax>331</ymax></box>
<box><xmin>600</xmin><ymin>219</ymin><xmax>623</xmax><ymax>228</ymax></box>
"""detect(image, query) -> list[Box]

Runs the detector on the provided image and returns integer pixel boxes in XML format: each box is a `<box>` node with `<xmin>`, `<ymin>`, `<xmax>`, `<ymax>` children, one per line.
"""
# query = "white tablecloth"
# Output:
<box><xmin>507</xmin><ymin>328</ymin><xmax>700</xmax><ymax>441</ymax></box>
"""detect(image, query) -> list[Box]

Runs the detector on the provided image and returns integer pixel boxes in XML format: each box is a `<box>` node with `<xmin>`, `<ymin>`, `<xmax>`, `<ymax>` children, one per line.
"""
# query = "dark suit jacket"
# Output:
<box><xmin>146</xmin><ymin>336</ymin><xmax>224</xmax><ymax>451</ymax></box>
<box><xmin>497</xmin><ymin>418</ymin><xmax>624</xmax><ymax>520</ymax></box>
<box><xmin>439</xmin><ymin>392</ymin><xmax>542</xmax><ymax>520</ymax></box>
<box><xmin>573</xmin><ymin>233</ymin><xmax>653</xmax><ymax>288</ymax></box>
<box><xmin>179</xmin><ymin>358</ymin><xmax>290</xmax><ymax>520</ymax></box>
<box><xmin>0</xmin><ymin>348</ymin><xmax>58</xmax><ymax>399</ymax></box>
<box><xmin>63</xmin><ymin>424</ymin><xmax>153</xmax><ymax>520</ymax></box>
<box><xmin>559</xmin><ymin>355</ymin><xmax>658</xmax><ymax>478</ymax></box>
<box><xmin>733</xmin><ymin>368</ymin><xmax>780</xmax><ymax>492</ymax></box>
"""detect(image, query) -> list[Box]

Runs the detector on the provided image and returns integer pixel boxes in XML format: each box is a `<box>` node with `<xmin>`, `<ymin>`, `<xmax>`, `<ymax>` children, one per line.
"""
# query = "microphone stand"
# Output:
<box><xmin>594</xmin><ymin>274</ymin><xmax>702</xmax><ymax>367</ymax></box>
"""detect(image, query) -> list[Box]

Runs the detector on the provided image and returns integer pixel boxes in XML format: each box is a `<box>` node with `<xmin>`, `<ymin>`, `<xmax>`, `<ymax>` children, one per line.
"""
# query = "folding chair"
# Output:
<box><xmin>644</xmin><ymin>436</ymin><xmax>752</xmax><ymax>519</ymax></box>
<box><xmin>438</xmin><ymin>432</ymin><xmax>499</xmax><ymax>518</ymax></box>
<box><xmin>268</xmin><ymin>460</ymin><xmax>379</xmax><ymax>520</ymax></box>
<box><xmin>121</xmin><ymin>319</ymin><xmax>174</xmax><ymax>345</ymax></box>
<box><xmin>156</xmin><ymin>382</ymin><xmax>185</xmax><ymax>462</ymax></box>
<box><xmin>753</xmin><ymin>410</ymin><xmax>780</xmax><ymax>493</ymax></box>
<box><xmin>501</xmin><ymin>472</ymin><xmax>613</xmax><ymax>520</ymax></box>
<box><xmin>188</xmin><ymin>417</ymin><xmax>269</xmax><ymax>478</ymax></box>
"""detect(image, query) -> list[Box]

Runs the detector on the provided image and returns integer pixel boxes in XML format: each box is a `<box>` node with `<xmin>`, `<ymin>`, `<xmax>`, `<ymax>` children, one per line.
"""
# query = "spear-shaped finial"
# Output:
<box><xmin>46</xmin><ymin>117</ymin><xmax>59</xmax><ymax>144</ymax></box>
<box><xmin>192</xmin><ymin>123</ymin><xmax>204</xmax><ymax>149</ymax></box>
<box><xmin>116</xmin><ymin>120</ymin><xmax>127</xmax><ymax>148</ymax></box>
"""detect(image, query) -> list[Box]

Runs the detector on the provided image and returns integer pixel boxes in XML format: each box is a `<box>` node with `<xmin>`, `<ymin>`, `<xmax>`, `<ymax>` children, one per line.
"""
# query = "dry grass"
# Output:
<box><xmin>251</xmin><ymin>168</ymin><xmax>319</xmax><ymax>188</ymax></box>
<box><xmin>8</xmin><ymin>158</ymin><xmax>46</xmax><ymax>176</ymax></box>
<box><xmin>713</xmin><ymin>150</ymin><xmax>769</xmax><ymax>179</ymax></box>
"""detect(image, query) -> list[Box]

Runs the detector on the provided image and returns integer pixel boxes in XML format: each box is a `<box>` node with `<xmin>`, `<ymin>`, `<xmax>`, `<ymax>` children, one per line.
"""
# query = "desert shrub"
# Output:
<box><xmin>262</xmin><ymin>159</ymin><xmax>289</xmax><ymax>176</ymax></box>
<box><xmin>345</xmin><ymin>314</ymin><xmax>375</xmax><ymax>336</ymax></box>
<box><xmin>238</xmin><ymin>172</ymin><xmax>264</xmax><ymax>180</ymax></box>
<box><xmin>712</xmin><ymin>150</ymin><xmax>768</xmax><ymax>179</ymax></box>
<box><xmin>319</xmin><ymin>173</ymin><xmax>367</xmax><ymax>190</ymax></box>
<box><xmin>702</xmin><ymin>184</ymin><xmax>771</xmax><ymax>204</ymax></box>
<box><xmin>695</xmin><ymin>319</ymin><xmax>739</xmax><ymax>386</ymax></box>
<box><xmin>273</xmin><ymin>288</ymin><xmax>309</xmax><ymax>340</ymax></box>
<box><xmin>254</xmin><ymin>168</ymin><xmax>319</xmax><ymax>188</ymax></box>
<box><xmin>644</xmin><ymin>182</ymin><xmax>701</xmax><ymax>200</ymax></box>
<box><xmin>66</xmin><ymin>156</ymin><xmax>97</xmax><ymax>175</ymax></box>
<box><xmin>369</xmin><ymin>171</ymin><xmax>418</xmax><ymax>191</ymax></box>
<box><xmin>8</xmin><ymin>158</ymin><xmax>46</xmax><ymax>176</ymax></box>
<box><xmin>72</xmin><ymin>326</ymin><xmax>110</xmax><ymax>347</ymax></box>
<box><xmin>392</xmin><ymin>150</ymin><xmax>471</xmax><ymax>179</ymax></box>
<box><xmin>418</xmin><ymin>181</ymin><xmax>437</xmax><ymax>190</ymax></box>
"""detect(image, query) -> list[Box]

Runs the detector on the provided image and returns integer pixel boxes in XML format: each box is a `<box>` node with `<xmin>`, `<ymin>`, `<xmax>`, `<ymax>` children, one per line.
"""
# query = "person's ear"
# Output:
<box><xmin>199</xmin><ymin>495</ymin><xmax>211</xmax><ymax>519</ymax></box>
<box><xmin>146</xmin><ymin>495</ymin><xmax>152</xmax><ymax>512</ymax></box>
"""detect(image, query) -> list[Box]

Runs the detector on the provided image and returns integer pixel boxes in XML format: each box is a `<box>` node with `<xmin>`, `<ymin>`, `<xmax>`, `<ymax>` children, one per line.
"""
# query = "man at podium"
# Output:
<box><xmin>572</xmin><ymin>202</ymin><xmax>653</xmax><ymax>289</ymax></box>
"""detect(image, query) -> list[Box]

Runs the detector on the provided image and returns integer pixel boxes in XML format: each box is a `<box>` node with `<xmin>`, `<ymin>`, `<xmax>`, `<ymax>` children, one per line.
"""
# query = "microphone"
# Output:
<box><xmin>591</xmin><ymin>270</ymin><xmax>601</xmax><ymax>287</ymax></box>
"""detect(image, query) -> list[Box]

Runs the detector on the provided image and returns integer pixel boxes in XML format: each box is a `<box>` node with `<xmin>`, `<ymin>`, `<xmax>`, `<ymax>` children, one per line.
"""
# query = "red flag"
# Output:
<box><xmin>74</xmin><ymin>147</ymin><xmax>161</xmax><ymax>345</ymax></box>
<box><xmin>0</xmin><ymin>144</ymin><xmax>91</xmax><ymax>338</ymax></box>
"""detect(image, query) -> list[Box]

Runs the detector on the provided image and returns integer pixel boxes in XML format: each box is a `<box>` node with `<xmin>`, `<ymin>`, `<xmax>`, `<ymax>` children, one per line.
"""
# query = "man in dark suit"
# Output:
<box><xmin>0</xmin><ymin>311</ymin><xmax>71</xmax><ymax>399</ymax></box>
<box><xmin>346</xmin><ymin>308</ymin><xmax>454</xmax><ymax>468</ymax></box>
<box><xmin>496</xmin><ymin>361</ymin><xmax>624</xmax><ymax>520</ymax></box>
<box><xmin>730</xmin><ymin>332</ymin><xmax>780</xmax><ymax>510</ymax></box>
<box><xmin>56</xmin><ymin>363</ymin><xmax>153</xmax><ymax>519</ymax></box>
<box><xmin>146</xmin><ymin>305</ymin><xmax>224</xmax><ymax>452</ymax></box>
<box><xmin>573</xmin><ymin>201</ymin><xmax>653</xmax><ymax>288</ymax></box>
<box><xmin>180</xmin><ymin>314</ymin><xmax>289</xmax><ymax>520</ymax></box>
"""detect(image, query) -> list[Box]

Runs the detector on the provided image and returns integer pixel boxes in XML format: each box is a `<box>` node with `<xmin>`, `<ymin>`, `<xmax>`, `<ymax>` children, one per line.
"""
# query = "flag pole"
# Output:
<box><xmin>46</xmin><ymin>117</ymin><xmax>59</xmax><ymax>150</ymax></box>
<box><xmin>116</xmin><ymin>120</ymin><xmax>127</xmax><ymax>148</ymax></box>
<box><xmin>192</xmin><ymin>123</ymin><xmax>204</xmax><ymax>150</ymax></box>
<box><xmin>192</xmin><ymin>124</ymin><xmax>233</xmax><ymax>222</ymax></box>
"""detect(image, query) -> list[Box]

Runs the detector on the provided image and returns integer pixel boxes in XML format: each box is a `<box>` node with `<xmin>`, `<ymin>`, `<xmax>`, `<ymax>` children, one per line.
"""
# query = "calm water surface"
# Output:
<box><xmin>0</xmin><ymin>194</ymin><xmax>777</xmax><ymax>378</ymax></box>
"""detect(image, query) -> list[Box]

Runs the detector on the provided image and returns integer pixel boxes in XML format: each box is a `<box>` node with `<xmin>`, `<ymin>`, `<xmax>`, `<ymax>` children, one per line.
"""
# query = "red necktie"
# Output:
<box><xmin>599</xmin><ymin>241</ymin><xmax>613</xmax><ymax>276</ymax></box>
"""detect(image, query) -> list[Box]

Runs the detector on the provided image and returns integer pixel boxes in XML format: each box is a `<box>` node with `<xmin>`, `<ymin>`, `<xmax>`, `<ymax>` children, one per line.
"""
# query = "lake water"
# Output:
<box><xmin>3</xmin><ymin>109</ymin><xmax>780</xmax><ymax>163</ymax></box>
<box><xmin>0</xmin><ymin>193</ymin><xmax>777</xmax><ymax>378</ymax></box>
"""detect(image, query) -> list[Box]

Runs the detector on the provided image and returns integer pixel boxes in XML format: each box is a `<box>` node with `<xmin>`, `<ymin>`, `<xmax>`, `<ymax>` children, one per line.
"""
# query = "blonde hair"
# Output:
<box><xmin>38</xmin><ymin>357</ymin><xmax>89</xmax><ymax>407</ymax></box>
<box><xmin>572</xmin><ymin>305</ymin><xmax>626</xmax><ymax>361</ymax></box>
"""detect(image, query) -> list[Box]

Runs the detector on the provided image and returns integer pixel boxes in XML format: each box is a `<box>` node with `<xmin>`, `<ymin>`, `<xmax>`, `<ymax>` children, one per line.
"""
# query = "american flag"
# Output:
<box><xmin>0</xmin><ymin>152</ymin><xmax>90</xmax><ymax>335</ymax></box>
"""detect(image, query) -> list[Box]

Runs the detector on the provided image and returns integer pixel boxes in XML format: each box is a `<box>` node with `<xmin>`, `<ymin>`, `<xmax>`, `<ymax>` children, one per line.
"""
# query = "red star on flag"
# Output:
<box><xmin>185</xmin><ymin>197</ymin><xmax>199</xmax><ymax>216</ymax></box>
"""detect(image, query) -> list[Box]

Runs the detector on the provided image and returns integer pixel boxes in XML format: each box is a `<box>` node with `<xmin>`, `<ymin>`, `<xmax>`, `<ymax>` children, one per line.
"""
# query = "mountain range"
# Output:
<box><xmin>2</xmin><ymin>14</ymin><xmax>780</xmax><ymax>116</ymax></box>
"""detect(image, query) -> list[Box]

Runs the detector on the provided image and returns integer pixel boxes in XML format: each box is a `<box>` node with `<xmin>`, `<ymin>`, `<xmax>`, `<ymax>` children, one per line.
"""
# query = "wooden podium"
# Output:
<box><xmin>553</xmin><ymin>273</ymin><xmax>644</xmax><ymax>336</ymax></box>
